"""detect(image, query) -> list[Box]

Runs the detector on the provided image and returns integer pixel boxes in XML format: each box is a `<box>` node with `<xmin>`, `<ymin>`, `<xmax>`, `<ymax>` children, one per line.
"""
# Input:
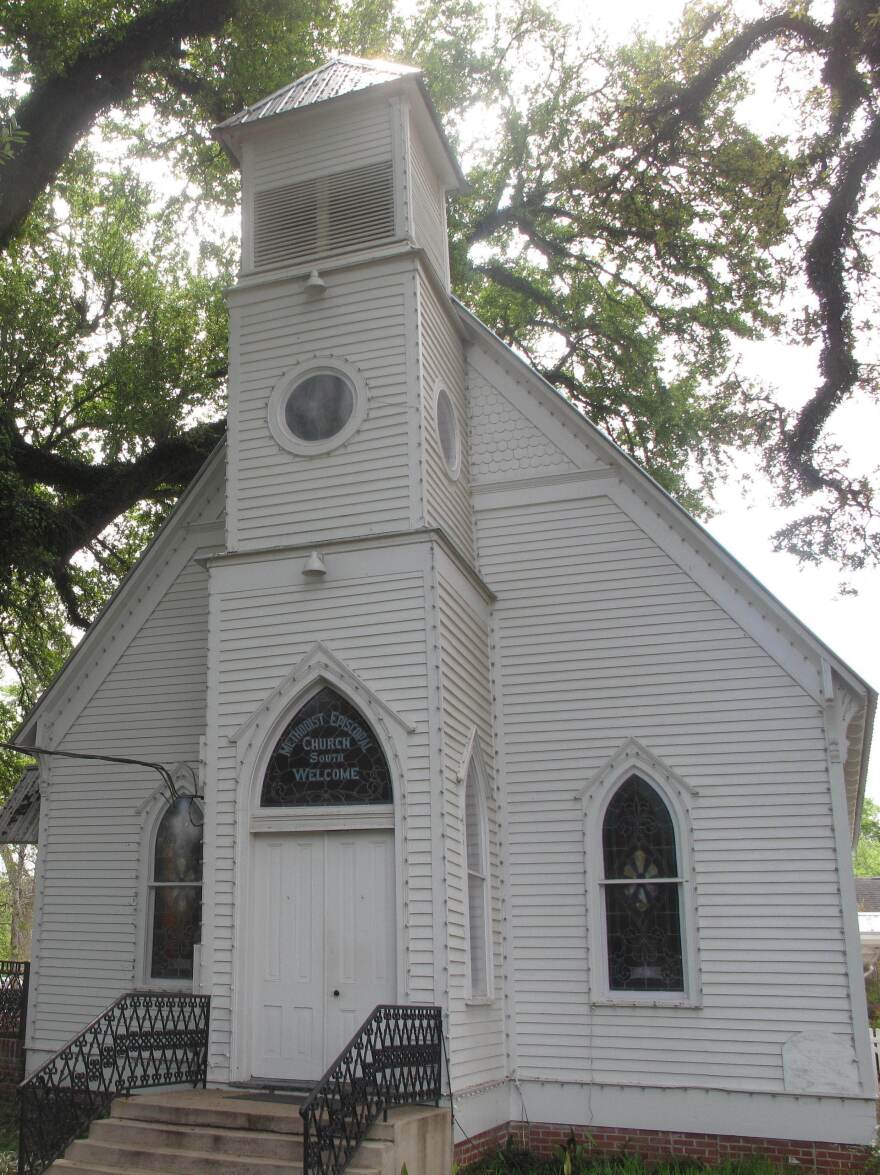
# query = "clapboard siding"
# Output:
<box><xmin>30</xmin><ymin>553</ymin><xmax>212</xmax><ymax>1053</ymax></box>
<box><xmin>418</xmin><ymin>274</ymin><xmax>474</xmax><ymax>557</ymax></box>
<box><xmin>206</xmin><ymin>562</ymin><xmax>435</xmax><ymax>1077</ymax></box>
<box><xmin>476</xmin><ymin>489</ymin><xmax>855</xmax><ymax>1092</ymax></box>
<box><xmin>436</xmin><ymin>567</ymin><xmax>505</xmax><ymax>1088</ymax></box>
<box><xmin>229</xmin><ymin>256</ymin><xmax>415</xmax><ymax>551</ymax></box>
<box><xmin>409</xmin><ymin>114</ymin><xmax>448</xmax><ymax>286</ymax></box>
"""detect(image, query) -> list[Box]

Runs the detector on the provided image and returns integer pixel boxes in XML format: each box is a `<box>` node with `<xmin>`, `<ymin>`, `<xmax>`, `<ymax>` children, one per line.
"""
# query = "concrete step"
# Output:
<box><xmin>91</xmin><ymin>1117</ymin><xmax>303</xmax><ymax>1161</ymax></box>
<box><xmin>112</xmin><ymin>1091</ymin><xmax>304</xmax><ymax>1135</ymax></box>
<box><xmin>66</xmin><ymin>1138</ymin><xmax>303</xmax><ymax>1175</ymax></box>
<box><xmin>47</xmin><ymin>1091</ymin><xmax>447</xmax><ymax>1175</ymax></box>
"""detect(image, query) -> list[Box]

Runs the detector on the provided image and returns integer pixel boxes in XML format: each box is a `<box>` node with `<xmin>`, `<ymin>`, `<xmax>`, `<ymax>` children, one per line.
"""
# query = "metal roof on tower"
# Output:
<box><xmin>213</xmin><ymin>54</ymin><xmax>467</xmax><ymax>190</ymax></box>
<box><xmin>216</xmin><ymin>55</ymin><xmax>421</xmax><ymax>129</ymax></box>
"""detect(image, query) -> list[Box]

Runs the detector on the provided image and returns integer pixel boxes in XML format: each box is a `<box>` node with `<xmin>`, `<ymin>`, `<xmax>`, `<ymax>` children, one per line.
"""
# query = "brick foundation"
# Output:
<box><xmin>0</xmin><ymin>1037</ymin><xmax>24</xmax><ymax>1089</ymax></box>
<box><xmin>454</xmin><ymin>1121</ymin><xmax>876</xmax><ymax>1174</ymax></box>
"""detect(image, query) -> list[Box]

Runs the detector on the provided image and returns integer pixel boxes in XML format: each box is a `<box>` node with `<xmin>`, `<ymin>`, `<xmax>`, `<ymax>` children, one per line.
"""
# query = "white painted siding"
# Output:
<box><xmin>469</xmin><ymin>367</ymin><xmax>579</xmax><ymax>483</ymax></box>
<box><xmin>418</xmin><ymin>274</ymin><xmax>474</xmax><ymax>558</ymax></box>
<box><xmin>476</xmin><ymin>488</ymin><xmax>860</xmax><ymax>1093</ymax></box>
<box><xmin>242</xmin><ymin>98</ymin><xmax>396</xmax><ymax>274</ymax></box>
<box><xmin>27</xmin><ymin>477</ymin><xmax>221</xmax><ymax>1055</ymax></box>
<box><xmin>228</xmin><ymin>255</ymin><xmax>416</xmax><ymax>552</ymax></box>
<box><xmin>409</xmin><ymin>113</ymin><xmax>448</xmax><ymax>287</ymax></box>
<box><xmin>435</xmin><ymin>558</ymin><xmax>505</xmax><ymax>1089</ymax></box>
<box><xmin>204</xmin><ymin>545</ymin><xmax>437</xmax><ymax>1078</ymax></box>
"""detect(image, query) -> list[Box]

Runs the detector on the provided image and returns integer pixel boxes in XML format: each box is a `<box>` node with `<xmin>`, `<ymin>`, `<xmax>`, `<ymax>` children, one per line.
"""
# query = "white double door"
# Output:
<box><xmin>250</xmin><ymin>829</ymin><xmax>396</xmax><ymax>1081</ymax></box>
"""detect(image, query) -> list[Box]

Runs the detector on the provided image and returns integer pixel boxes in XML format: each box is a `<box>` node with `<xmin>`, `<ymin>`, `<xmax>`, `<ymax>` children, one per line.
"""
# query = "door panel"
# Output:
<box><xmin>324</xmin><ymin>833</ymin><xmax>395</xmax><ymax>1061</ymax></box>
<box><xmin>250</xmin><ymin>830</ymin><xmax>395</xmax><ymax>1080</ymax></box>
<box><xmin>252</xmin><ymin>836</ymin><xmax>325</xmax><ymax>1079</ymax></box>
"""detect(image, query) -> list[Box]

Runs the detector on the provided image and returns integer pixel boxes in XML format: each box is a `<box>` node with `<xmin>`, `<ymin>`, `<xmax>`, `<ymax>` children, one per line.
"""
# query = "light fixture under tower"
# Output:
<box><xmin>304</xmin><ymin>268</ymin><xmax>327</xmax><ymax>297</ymax></box>
<box><xmin>302</xmin><ymin>550</ymin><xmax>327</xmax><ymax>577</ymax></box>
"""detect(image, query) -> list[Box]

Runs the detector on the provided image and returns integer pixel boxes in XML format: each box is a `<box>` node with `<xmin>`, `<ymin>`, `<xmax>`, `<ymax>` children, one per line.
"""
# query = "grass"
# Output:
<box><xmin>461</xmin><ymin>1144</ymin><xmax>795</xmax><ymax>1175</ymax></box>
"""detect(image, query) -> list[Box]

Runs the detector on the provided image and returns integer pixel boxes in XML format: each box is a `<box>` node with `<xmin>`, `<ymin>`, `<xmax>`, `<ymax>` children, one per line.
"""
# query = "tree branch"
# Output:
<box><xmin>786</xmin><ymin>110</ymin><xmax>880</xmax><ymax>489</ymax></box>
<box><xmin>0</xmin><ymin>0</ymin><xmax>246</xmax><ymax>249</ymax></box>
<box><xmin>650</xmin><ymin>12</ymin><xmax>828</xmax><ymax>127</ymax></box>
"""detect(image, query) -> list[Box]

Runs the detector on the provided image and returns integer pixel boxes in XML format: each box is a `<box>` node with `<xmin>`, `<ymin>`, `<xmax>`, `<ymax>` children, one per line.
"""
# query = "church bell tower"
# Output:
<box><xmin>212</xmin><ymin>55</ymin><xmax>472</xmax><ymax>558</ymax></box>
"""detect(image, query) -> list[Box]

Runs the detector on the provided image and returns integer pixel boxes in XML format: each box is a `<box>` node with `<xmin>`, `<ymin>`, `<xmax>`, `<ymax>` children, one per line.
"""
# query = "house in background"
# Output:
<box><xmin>3</xmin><ymin>56</ymin><xmax>877</xmax><ymax>1171</ymax></box>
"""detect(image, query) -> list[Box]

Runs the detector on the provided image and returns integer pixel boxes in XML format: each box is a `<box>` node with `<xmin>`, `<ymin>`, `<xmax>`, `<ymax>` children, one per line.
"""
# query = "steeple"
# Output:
<box><xmin>214</xmin><ymin>55</ymin><xmax>465</xmax><ymax>287</ymax></box>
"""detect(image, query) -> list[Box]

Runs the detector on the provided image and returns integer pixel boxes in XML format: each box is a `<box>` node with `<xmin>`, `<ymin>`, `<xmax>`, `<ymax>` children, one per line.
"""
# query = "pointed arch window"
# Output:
<box><xmin>601</xmin><ymin>776</ymin><xmax>684</xmax><ymax>993</ymax></box>
<box><xmin>149</xmin><ymin>796</ymin><xmax>203</xmax><ymax>982</ymax></box>
<box><xmin>261</xmin><ymin>686</ymin><xmax>392</xmax><ymax>807</ymax></box>
<box><xmin>464</xmin><ymin>755</ymin><xmax>491</xmax><ymax>1001</ymax></box>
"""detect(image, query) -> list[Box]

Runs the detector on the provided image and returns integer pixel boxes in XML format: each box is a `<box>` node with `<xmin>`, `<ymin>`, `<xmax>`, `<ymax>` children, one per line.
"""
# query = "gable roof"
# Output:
<box><xmin>453</xmin><ymin>296</ymin><xmax>876</xmax><ymax>836</ymax></box>
<box><xmin>216</xmin><ymin>56</ymin><xmax>419</xmax><ymax>129</ymax></box>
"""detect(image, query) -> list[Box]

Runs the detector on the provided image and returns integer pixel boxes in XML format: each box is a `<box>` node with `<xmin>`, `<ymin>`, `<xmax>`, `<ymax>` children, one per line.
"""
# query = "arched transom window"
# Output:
<box><xmin>601</xmin><ymin>775</ymin><xmax>684</xmax><ymax>992</ymax></box>
<box><xmin>149</xmin><ymin>795</ymin><xmax>203</xmax><ymax>981</ymax></box>
<box><xmin>261</xmin><ymin>686</ymin><xmax>392</xmax><ymax>807</ymax></box>
<box><xmin>464</xmin><ymin>756</ymin><xmax>491</xmax><ymax>1000</ymax></box>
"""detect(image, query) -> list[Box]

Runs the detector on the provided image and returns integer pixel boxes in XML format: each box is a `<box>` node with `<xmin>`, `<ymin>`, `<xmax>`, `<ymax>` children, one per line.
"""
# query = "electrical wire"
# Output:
<box><xmin>0</xmin><ymin>741</ymin><xmax>181</xmax><ymax>804</ymax></box>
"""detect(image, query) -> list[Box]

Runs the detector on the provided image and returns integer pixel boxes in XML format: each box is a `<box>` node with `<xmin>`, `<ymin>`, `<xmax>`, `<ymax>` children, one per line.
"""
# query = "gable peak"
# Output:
<box><xmin>216</xmin><ymin>55</ymin><xmax>421</xmax><ymax>131</ymax></box>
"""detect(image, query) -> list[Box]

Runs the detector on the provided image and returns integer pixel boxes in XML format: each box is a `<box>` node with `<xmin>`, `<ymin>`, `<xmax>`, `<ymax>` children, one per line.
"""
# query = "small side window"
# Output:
<box><xmin>148</xmin><ymin>796</ymin><xmax>203</xmax><ymax>982</ymax></box>
<box><xmin>435</xmin><ymin>386</ymin><xmax>461</xmax><ymax>480</ymax></box>
<box><xmin>464</xmin><ymin>756</ymin><xmax>491</xmax><ymax>1000</ymax></box>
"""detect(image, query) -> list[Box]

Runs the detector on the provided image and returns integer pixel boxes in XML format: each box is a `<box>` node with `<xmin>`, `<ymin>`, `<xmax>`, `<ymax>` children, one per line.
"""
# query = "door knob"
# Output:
<box><xmin>332</xmin><ymin>989</ymin><xmax>340</xmax><ymax>998</ymax></box>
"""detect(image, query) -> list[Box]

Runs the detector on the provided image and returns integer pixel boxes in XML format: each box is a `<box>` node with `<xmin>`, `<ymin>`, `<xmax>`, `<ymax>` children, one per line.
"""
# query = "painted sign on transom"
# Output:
<box><xmin>260</xmin><ymin>686</ymin><xmax>392</xmax><ymax>806</ymax></box>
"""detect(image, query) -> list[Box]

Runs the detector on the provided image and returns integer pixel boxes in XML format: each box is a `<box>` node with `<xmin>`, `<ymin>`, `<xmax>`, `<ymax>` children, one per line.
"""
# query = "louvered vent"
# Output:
<box><xmin>253</xmin><ymin>159</ymin><xmax>396</xmax><ymax>269</ymax></box>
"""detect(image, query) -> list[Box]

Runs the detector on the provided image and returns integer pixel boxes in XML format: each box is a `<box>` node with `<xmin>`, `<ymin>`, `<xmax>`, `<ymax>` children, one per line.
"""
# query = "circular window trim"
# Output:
<box><xmin>434</xmin><ymin>384</ymin><xmax>461</xmax><ymax>481</ymax></box>
<box><xmin>268</xmin><ymin>355</ymin><xmax>368</xmax><ymax>456</ymax></box>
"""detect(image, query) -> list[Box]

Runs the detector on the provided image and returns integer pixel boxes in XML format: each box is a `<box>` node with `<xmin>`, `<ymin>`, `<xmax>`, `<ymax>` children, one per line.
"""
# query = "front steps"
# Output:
<box><xmin>46</xmin><ymin>1088</ymin><xmax>451</xmax><ymax>1175</ymax></box>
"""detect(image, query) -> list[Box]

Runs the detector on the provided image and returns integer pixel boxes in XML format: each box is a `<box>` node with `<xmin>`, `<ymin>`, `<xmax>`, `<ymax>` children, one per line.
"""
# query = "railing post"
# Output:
<box><xmin>19</xmin><ymin>963</ymin><xmax>30</xmax><ymax>1043</ymax></box>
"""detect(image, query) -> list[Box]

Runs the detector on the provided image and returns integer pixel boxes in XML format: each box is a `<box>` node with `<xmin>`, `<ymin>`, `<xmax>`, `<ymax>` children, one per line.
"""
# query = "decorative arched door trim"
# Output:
<box><xmin>228</xmin><ymin>644</ymin><xmax>411</xmax><ymax>1083</ymax></box>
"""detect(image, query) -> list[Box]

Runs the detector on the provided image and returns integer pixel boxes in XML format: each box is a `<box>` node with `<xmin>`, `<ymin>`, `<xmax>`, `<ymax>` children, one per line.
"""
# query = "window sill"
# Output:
<box><xmin>591</xmin><ymin>996</ymin><xmax>701</xmax><ymax>1010</ymax></box>
<box><xmin>464</xmin><ymin>996</ymin><xmax>495</xmax><ymax>1008</ymax></box>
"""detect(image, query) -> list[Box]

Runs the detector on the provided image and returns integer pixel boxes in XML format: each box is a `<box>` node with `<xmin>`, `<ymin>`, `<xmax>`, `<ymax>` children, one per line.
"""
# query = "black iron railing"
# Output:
<box><xmin>17</xmin><ymin>991</ymin><xmax>210</xmax><ymax>1175</ymax></box>
<box><xmin>0</xmin><ymin>961</ymin><xmax>29</xmax><ymax>1040</ymax></box>
<box><xmin>300</xmin><ymin>1004</ymin><xmax>443</xmax><ymax>1175</ymax></box>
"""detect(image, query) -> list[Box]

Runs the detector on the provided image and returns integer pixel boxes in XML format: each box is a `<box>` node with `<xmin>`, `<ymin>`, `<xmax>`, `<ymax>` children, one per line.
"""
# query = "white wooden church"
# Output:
<box><xmin>3</xmin><ymin>56</ymin><xmax>877</xmax><ymax>1170</ymax></box>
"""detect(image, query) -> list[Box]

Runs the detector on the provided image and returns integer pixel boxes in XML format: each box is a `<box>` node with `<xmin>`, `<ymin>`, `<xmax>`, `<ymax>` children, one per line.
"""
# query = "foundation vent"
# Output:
<box><xmin>253</xmin><ymin>158</ymin><xmax>396</xmax><ymax>270</ymax></box>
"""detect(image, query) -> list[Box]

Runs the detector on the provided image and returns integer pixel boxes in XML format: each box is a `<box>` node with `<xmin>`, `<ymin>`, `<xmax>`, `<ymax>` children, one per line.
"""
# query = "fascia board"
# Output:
<box><xmin>14</xmin><ymin>442</ymin><xmax>226</xmax><ymax>744</ymax></box>
<box><xmin>454</xmin><ymin>297</ymin><xmax>874</xmax><ymax>705</ymax></box>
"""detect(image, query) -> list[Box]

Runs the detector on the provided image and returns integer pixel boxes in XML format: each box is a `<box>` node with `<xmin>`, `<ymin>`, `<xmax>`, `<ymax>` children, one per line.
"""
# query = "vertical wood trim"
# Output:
<box><xmin>823</xmin><ymin>661</ymin><xmax>877</xmax><ymax>1095</ymax></box>
<box><xmin>488</xmin><ymin>586</ymin><xmax>516</xmax><ymax>1081</ymax></box>
<box><xmin>390</xmin><ymin>96</ymin><xmax>413</xmax><ymax>242</ymax></box>
<box><xmin>410</xmin><ymin>269</ymin><xmax>427</xmax><ymax>529</ymax></box>
<box><xmin>225</xmin><ymin>300</ymin><xmax>241</xmax><ymax>554</ymax></box>
<box><xmin>203</xmin><ymin>564</ymin><xmax>223</xmax><ymax>1076</ymax></box>
<box><xmin>424</xmin><ymin>545</ymin><xmax>446</xmax><ymax>1008</ymax></box>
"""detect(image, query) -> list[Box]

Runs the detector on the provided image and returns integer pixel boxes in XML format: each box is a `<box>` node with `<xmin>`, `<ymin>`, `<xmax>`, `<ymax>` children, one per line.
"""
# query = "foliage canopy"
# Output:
<box><xmin>1</xmin><ymin>0</ymin><xmax>879</xmax><ymax>746</ymax></box>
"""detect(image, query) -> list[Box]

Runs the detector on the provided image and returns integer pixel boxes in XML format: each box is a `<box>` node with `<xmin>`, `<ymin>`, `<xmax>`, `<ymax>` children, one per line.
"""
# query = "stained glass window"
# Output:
<box><xmin>149</xmin><ymin>796</ymin><xmax>203</xmax><ymax>981</ymax></box>
<box><xmin>261</xmin><ymin>687</ymin><xmax>392</xmax><ymax>807</ymax></box>
<box><xmin>601</xmin><ymin>776</ymin><xmax>683</xmax><ymax>992</ymax></box>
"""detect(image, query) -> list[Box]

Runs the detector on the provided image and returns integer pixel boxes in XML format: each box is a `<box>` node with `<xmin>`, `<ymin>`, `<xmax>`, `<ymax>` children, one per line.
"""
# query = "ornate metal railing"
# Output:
<box><xmin>0</xmin><ymin>961</ymin><xmax>29</xmax><ymax>1040</ymax></box>
<box><xmin>300</xmin><ymin>1004</ymin><xmax>443</xmax><ymax>1175</ymax></box>
<box><xmin>18</xmin><ymin>991</ymin><xmax>210</xmax><ymax>1175</ymax></box>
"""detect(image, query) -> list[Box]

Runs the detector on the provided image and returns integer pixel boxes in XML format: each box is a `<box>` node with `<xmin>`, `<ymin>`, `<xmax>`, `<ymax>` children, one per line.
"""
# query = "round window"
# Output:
<box><xmin>285</xmin><ymin>372</ymin><xmax>354</xmax><ymax>443</ymax></box>
<box><xmin>268</xmin><ymin>358</ymin><xmax>368</xmax><ymax>456</ymax></box>
<box><xmin>436</xmin><ymin>387</ymin><xmax>460</xmax><ymax>479</ymax></box>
